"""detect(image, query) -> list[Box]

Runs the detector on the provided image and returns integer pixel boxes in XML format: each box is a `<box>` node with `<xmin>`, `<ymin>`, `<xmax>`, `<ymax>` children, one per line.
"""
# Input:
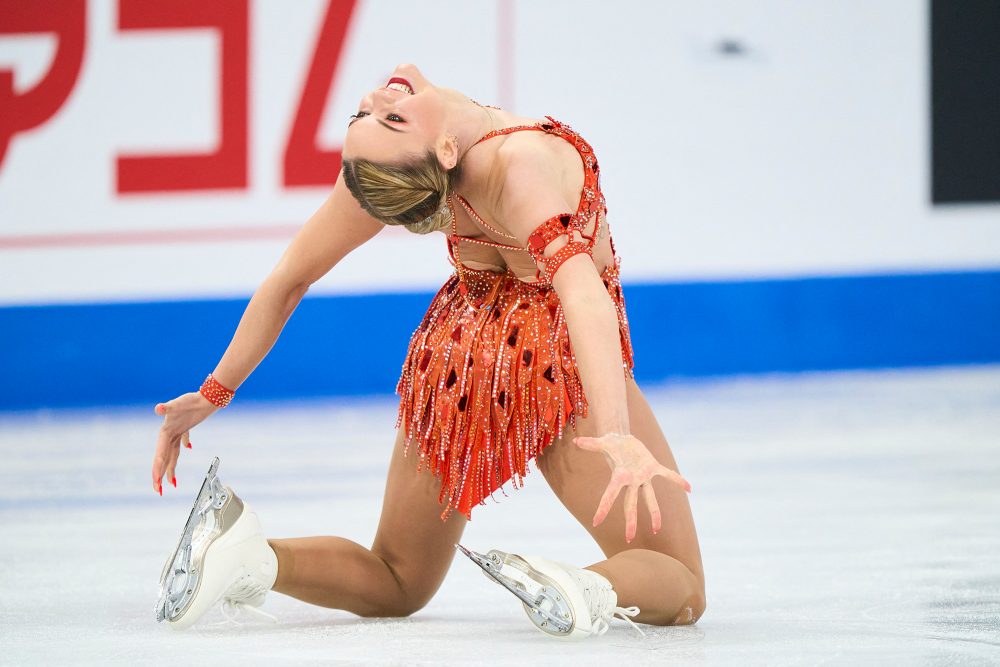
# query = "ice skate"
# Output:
<box><xmin>456</xmin><ymin>544</ymin><xmax>644</xmax><ymax>639</ymax></box>
<box><xmin>155</xmin><ymin>457</ymin><xmax>278</xmax><ymax>629</ymax></box>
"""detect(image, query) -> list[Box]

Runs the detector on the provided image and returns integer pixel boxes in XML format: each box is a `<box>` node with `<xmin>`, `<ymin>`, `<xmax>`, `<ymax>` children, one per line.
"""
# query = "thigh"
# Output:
<box><xmin>370</xmin><ymin>428</ymin><xmax>469</xmax><ymax>604</ymax></box>
<box><xmin>535</xmin><ymin>378</ymin><xmax>704</xmax><ymax>581</ymax></box>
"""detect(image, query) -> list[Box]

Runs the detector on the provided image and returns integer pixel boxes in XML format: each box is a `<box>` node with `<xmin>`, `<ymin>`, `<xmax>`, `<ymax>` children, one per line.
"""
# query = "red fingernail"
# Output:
<box><xmin>158</xmin><ymin>484</ymin><xmax>162</xmax><ymax>497</ymax></box>
<box><xmin>185</xmin><ymin>441</ymin><xmax>192</xmax><ymax>449</ymax></box>
<box><xmin>171</xmin><ymin>476</ymin><xmax>177</xmax><ymax>488</ymax></box>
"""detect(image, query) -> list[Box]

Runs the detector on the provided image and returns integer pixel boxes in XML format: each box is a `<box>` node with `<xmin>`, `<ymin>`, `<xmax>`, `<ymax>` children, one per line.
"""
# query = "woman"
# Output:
<box><xmin>151</xmin><ymin>64</ymin><xmax>705</xmax><ymax>639</ymax></box>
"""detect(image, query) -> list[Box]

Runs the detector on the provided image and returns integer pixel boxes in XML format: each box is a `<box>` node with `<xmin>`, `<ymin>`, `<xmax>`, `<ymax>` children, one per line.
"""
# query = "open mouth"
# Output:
<box><xmin>385</xmin><ymin>77</ymin><xmax>414</xmax><ymax>94</ymax></box>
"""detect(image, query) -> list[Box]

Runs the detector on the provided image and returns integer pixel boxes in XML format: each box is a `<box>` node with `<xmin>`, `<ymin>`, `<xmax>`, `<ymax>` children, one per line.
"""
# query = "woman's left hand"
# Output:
<box><xmin>573</xmin><ymin>433</ymin><xmax>691</xmax><ymax>543</ymax></box>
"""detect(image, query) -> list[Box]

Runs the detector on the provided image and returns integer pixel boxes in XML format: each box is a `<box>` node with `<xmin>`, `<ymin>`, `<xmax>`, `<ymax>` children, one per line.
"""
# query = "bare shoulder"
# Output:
<box><xmin>495</xmin><ymin>131</ymin><xmax>566</xmax><ymax>187</ymax></box>
<box><xmin>493</xmin><ymin>133</ymin><xmax>577</xmax><ymax>239</ymax></box>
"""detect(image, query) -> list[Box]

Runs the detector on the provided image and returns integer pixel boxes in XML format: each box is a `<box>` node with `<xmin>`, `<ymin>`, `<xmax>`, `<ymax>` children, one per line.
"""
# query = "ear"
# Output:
<box><xmin>436</xmin><ymin>134</ymin><xmax>459</xmax><ymax>171</ymax></box>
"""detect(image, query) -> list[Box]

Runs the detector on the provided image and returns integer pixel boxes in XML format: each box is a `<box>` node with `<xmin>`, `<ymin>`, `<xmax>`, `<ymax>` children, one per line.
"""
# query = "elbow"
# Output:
<box><xmin>263</xmin><ymin>270</ymin><xmax>310</xmax><ymax>313</ymax></box>
<box><xmin>275</xmin><ymin>281</ymin><xmax>308</xmax><ymax>322</ymax></box>
<box><xmin>267</xmin><ymin>265</ymin><xmax>310</xmax><ymax>299</ymax></box>
<box><xmin>290</xmin><ymin>280</ymin><xmax>310</xmax><ymax>302</ymax></box>
<box><xmin>286</xmin><ymin>281</ymin><xmax>309</xmax><ymax>316</ymax></box>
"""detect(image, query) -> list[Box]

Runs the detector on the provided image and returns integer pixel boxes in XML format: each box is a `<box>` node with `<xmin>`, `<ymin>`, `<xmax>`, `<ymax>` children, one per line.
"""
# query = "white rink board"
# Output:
<box><xmin>1</xmin><ymin>0</ymin><xmax>999</xmax><ymax>306</ymax></box>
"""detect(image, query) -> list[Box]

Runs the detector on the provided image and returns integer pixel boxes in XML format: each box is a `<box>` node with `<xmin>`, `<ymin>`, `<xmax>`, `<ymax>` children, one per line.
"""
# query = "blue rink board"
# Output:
<box><xmin>1</xmin><ymin>270</ymin><xmax>998</xmax><ymax>410</ymax></box>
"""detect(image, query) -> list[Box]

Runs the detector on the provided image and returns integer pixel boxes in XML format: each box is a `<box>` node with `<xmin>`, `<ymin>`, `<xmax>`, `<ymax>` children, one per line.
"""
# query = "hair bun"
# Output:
<box><xmin>407</xmin><ymin>191</ymin><xmax>451</xmax><ymax>235</ymax></box>
<box><xmin>341</xmin><ymin>150</ymin><xmax>460</xmax><ymax>235</ymax></box>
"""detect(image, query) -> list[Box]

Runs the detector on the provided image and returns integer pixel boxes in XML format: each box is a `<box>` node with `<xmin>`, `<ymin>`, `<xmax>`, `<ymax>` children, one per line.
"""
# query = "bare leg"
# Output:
<box><xmin>535</xmin><ymin>378</ymin><xmax>706</xmax><ymax>626</ymax></box>
<box><xmin>268</xmin><ymin>428</ymin><xmax>467</xmax><ymax>617</ymax></box>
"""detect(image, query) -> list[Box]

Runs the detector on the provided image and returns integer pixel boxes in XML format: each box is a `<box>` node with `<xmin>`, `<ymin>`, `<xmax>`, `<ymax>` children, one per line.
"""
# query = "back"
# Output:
<box><xmin>447</xmin><ymin>117</ymin><xmax>615</xmax><ymax>284</ymax></box>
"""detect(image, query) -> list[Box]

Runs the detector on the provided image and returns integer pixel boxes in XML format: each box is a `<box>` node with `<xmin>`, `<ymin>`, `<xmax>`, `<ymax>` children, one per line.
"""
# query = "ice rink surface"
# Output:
<box><xmin>2</xmin><ymin>366</ymin><xmax>998</xmax><ymax>666</ymax></box>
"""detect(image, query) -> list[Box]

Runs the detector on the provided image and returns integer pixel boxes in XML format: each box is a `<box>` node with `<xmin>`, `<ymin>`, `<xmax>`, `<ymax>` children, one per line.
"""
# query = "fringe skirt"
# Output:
<box><xmin>395</xmin><ymin>258</ymin><xmax>635</xmax><ymax>520</ymax></box>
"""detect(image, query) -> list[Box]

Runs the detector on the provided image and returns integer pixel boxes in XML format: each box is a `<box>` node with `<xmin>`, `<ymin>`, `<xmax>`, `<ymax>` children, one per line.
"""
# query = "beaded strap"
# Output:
<box><xmin>472</xmin><ymin>122</ymin><xmax>545</xmax><ymax>147</ymax></box>
<box><xmin>199</xmin><ymin>373</ymin><xmax>234</xmax><ymax>408</ymax></box>
<box><xmin>527</xmin><ymin>213</ymin><xmax>576</xmax><ymax>257</ymax></box>
<box><xmin>448</xmin><ymin>233</ymin><xmax>520</xmax><ymax>252</ymax></box>
<box><xmin>537</xmin><ymin>241</ymin><xmax>593</xmax><ymax>283</ymax></box>
<box><xmin>448</xmin><ymin>195</ymin><xmax>494</xmax><ymax>310</ymax></box>
<box><xmin>446</xmin><ymin>115</ymin><xmax>606</xmax><ymax>288</ymax></box>
<box><xmin>455</xmin><ymin>194</ymin><xmax>518</xmax><ymax>240</ymax></box>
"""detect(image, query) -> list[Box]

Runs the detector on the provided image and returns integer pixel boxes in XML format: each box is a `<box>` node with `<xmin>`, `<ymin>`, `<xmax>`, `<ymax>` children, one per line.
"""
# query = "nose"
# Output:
<box><xmin>372</xmin><ymin>88</ymin><xmax>394</xmax><ymax>105</ymax></box>
<box><xmin>369</xmin><ymin>87</ymin><xmax>405</xmax><ymax>111</ymax></box>
<box><xmin>359</xmin><ymin>89</ymin><xmax>389</xmax><ymax>112</ymax></box>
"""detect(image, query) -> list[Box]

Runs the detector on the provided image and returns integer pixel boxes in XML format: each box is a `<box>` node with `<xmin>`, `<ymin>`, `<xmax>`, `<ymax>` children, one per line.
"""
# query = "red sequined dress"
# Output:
<box><xmin>396</xmin><ymin>116</ymin><xmax>635</xmax><ymax>520</ymax></box>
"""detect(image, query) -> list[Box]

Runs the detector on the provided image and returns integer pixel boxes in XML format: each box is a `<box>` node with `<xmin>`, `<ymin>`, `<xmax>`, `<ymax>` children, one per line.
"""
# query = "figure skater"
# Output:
<box><xmin>151</xmin><ymin>64</ymin><xmax>705</xmax><ymax>639</ymax></box>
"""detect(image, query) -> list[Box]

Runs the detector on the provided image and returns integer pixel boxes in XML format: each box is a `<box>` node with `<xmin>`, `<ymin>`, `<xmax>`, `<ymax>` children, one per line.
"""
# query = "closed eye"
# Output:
<box><xmin>348</xmin><ymin>111</ymin><xmax>405</xmax><ymax>126</ymax></box>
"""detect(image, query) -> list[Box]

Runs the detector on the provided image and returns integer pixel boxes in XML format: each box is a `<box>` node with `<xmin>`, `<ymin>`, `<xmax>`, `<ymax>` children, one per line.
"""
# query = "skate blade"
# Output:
<box><xmin>155</xmin><ymin>457</ymin><xmax>227</xmax><ymax>623</ymax></box>
<box><xmin>455</xmin><ymin>544</ymin><xmax>574</xmax><ymax>635</ymax></box>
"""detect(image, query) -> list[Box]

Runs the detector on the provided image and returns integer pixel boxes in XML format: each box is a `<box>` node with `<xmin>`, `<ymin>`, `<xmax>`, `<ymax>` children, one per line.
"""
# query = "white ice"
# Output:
<box><xmin>2</xmin><ymin>366</ymin><xmax>999</xmax><ymax>666</ymax></box>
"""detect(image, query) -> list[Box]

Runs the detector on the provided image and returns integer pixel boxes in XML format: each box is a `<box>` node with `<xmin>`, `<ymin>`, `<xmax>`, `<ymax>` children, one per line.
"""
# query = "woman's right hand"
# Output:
<box><xmin>151</xmin><ymin>392</ymin><xmax>219</xmax><ymax>495</ymax></box>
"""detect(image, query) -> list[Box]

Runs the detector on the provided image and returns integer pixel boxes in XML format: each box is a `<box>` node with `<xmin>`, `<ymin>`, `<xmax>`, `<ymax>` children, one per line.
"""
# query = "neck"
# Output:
<box><xmin>443</xmin><ymin>95</ymin><xmax>500</xmax><ymax>160</ymax></box>
<box><xmin>441</xmin><ymin>91</ymin><xmax>518</xmax><ymax>194</ymax></box>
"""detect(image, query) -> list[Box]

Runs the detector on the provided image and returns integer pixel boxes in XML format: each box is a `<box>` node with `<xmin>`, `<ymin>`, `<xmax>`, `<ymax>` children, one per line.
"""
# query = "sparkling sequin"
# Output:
<box><xmin>395</xmin><ymin>116</ymin><xmax>635</xmax><ymax>521</ymax></box>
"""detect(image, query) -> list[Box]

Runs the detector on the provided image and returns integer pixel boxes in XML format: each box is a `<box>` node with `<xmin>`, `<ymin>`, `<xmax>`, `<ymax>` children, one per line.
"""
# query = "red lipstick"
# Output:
<box><xmin>386</xmin><ymin>77</ymin><xmax>414</xmax><ymax>92</ymax></box>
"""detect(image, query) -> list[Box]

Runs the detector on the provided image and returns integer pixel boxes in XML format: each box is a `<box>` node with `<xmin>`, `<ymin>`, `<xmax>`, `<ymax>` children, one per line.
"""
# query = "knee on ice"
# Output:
<box><xmin>669</xmin><ymin>592</ymin><xmax>706</xmax><ymax>626</ymax></box>
<box><xmin>357</xmin><ymin>588</ymin><xmax>435</xmax><ymax>619</ymax></box>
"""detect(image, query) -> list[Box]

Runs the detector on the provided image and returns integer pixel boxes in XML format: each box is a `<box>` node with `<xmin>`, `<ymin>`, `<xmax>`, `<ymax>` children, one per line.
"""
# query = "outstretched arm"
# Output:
<box><xmin>496</xmin><ymin>145</ymin><xmax>690</xmax><ymax>542</ymax></box>
<box><xmin>151</xmin><ymin>171</ymin><xmax>383</xmax><ymax>493</ymax></box>
<box><xmin>207</xmin><ymin>171</ymin><xmax>383</xmax><ymax>392</ymax></box>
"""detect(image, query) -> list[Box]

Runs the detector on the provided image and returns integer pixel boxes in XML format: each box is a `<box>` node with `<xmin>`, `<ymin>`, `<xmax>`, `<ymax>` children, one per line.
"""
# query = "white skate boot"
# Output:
<box><xmin>155</xmin><ymin>457</ymin><xmax>278</xmax><ymax>629</ymax></box>
<box><xmin>457</xmin><ymin>544</ymin><xmax>644</xmax><ymax>639</ymax></box>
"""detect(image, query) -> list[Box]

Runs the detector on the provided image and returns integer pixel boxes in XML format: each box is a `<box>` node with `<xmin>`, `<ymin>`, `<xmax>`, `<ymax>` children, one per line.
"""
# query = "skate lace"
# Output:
<box><xmin>215</xmin><ymin>575</ymin><xmax>277</xmax><ymax>626</ymax></box>
<box><xmin>575</xmin><ymin>571</ymin><xmax>645</xmax><ymax>637</ymax></box>
<box><xmin>218</xmin><ymin>599</ymin><xmax>277</xmax><ymax>626</ymax></box>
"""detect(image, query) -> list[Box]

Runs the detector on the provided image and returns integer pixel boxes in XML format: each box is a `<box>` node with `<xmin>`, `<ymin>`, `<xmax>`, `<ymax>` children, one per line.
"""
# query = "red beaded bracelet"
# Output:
<box><xmin>199</xmin><ymin>373</ymin><xmax>234</xmax><ymax>408</ymax></box>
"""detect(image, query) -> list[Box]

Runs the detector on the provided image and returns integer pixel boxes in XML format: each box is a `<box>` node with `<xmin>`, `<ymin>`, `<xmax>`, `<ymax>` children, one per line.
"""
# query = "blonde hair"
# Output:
<box><xmin>342</xmin><ymin>151</ymin><xmax>461</xmax><ymax>235</ymax></box>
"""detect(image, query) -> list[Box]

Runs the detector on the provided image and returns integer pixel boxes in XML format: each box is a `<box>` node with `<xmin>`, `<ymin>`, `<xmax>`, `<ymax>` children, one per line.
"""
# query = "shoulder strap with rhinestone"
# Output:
<box><xmin>472</xmin><ymin>122</ymin><xmax>546</xmax><ymax>148</ymax></box>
